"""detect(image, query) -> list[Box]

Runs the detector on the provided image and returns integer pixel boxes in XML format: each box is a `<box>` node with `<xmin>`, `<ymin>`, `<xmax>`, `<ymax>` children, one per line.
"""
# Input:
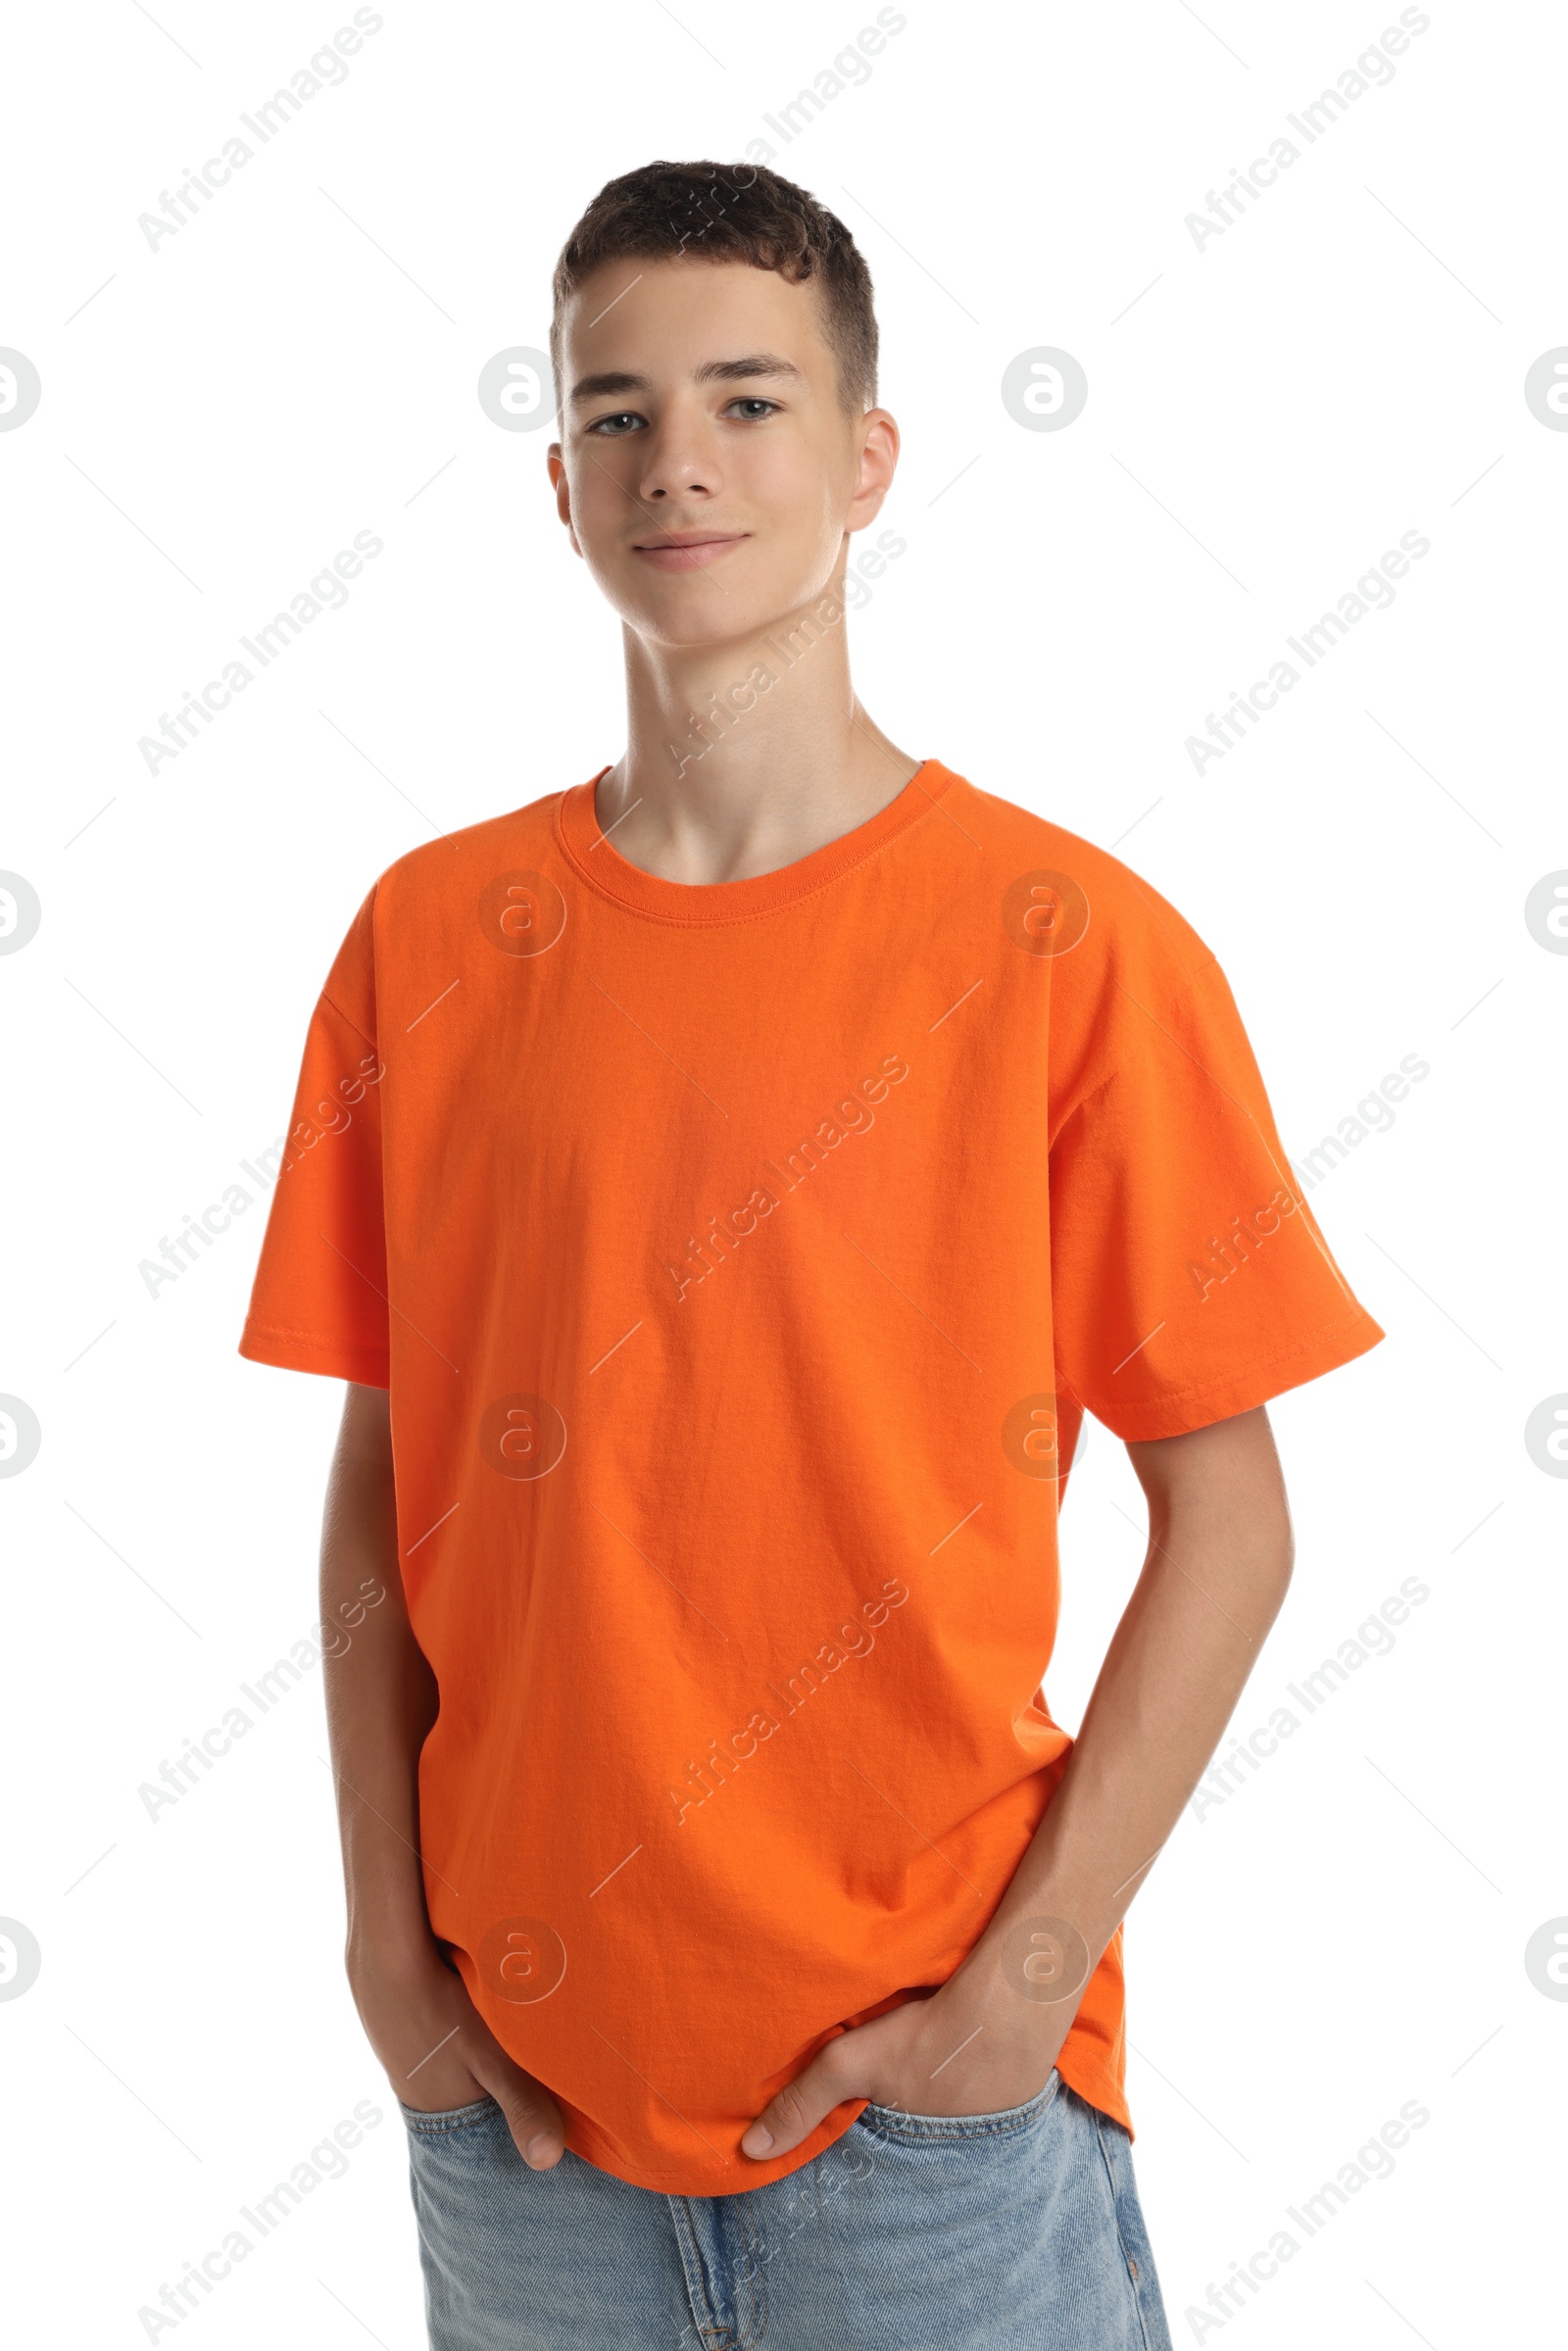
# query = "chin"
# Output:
<box><xmin>618</xmin><ymin>568</ymin><xmax>842</xmax><ymax>656</ymax></box>
<box><xmin>621</xmin><ymin>590</ymin><xmax>795</xmax><ymax>655</ymax></box>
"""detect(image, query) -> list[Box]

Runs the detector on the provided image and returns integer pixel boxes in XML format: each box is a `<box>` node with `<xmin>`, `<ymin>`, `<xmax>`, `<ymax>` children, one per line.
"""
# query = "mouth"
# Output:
<box><xmin>630</xmin><ymin>531</ymin><xmax>749</xmax><ymax>572</ymax></box>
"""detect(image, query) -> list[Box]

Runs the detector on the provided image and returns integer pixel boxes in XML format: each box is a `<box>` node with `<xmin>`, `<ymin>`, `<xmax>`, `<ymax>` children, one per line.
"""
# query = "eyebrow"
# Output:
<box><xmin>568</xmin><ymin>353</ymin><xmax>808</xmax><ymax>407</ymax></box>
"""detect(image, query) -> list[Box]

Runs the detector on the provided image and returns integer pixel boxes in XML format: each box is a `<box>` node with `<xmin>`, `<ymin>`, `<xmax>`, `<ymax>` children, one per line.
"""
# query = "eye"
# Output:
<box><xmin>586</xmin><ymin>410</ymin><xmax>646</xmax><ymax>436</ymax></box>
<box><xmin>724</xmin><ymin>397</ymin><xmax>780</xmax><ymax>421</ymax></box>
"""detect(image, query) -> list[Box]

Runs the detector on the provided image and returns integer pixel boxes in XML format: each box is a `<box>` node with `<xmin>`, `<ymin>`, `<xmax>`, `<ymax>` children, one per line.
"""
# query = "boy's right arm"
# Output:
<box><xmin>323</xmin><ymin>1381</ymin><xmax>566</xmax><ymax>2169</ymax></box>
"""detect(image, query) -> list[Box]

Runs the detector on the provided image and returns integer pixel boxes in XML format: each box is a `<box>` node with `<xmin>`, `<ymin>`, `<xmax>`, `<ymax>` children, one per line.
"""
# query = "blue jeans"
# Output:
<box><xmin>401</xmin><ymin>2072</ymin><xmax>1173</xmax><ymax>2349</ymax></box>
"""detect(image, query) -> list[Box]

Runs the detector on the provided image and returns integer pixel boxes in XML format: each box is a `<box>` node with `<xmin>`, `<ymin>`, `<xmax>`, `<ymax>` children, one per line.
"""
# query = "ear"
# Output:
<box><xmin>547</xmin><ymin>447</ymin><xmax>583</xmax><ymax>558</ymax></box>
<box><xmin>848</xmin><ymin>408</ymin><xmax>900</xmax><ymax>532</ymax></box>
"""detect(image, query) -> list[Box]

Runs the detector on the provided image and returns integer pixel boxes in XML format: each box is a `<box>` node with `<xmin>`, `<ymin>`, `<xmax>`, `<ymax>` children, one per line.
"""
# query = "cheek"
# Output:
<box><xmin>748</xmin><ymin>430</ymin><xmax>851</xmax><ymax>542</ymax></box>
<box><xmin>764</xmin><ymin>477</ymin><xmax>859</xmax><ymax>612</ymax></box>
<box><xmin>569</xmin><ymin>447</ymin><xmax>636</xmax><ymax>544</ymax></box>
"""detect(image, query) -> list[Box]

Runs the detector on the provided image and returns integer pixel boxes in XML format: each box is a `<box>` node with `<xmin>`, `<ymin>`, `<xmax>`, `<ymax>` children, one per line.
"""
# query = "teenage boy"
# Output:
<box><xmin>239</xmin><ymin>161</ymin><xmax>1384</xmax><ymax>2351</ymax></box>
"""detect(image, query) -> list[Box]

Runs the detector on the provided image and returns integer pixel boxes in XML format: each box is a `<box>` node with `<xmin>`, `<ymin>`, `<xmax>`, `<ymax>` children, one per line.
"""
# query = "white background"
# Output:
<box><xmin>3</xmin><ymin>0</ymin><xmax>1564</xmax><ymax>2342</ymax></box>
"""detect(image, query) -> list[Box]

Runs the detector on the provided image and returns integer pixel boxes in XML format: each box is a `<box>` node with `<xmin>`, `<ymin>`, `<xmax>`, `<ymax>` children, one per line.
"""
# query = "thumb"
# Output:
<box><xmin>741</xmin><ymin>2042</ymin><xmax>856</xmax><ymax>2161</ymax></box>
<box><xmin>470</xmin><ymin>2051</ymin><xmax>567</xmax><ymax>2171</ymax></box>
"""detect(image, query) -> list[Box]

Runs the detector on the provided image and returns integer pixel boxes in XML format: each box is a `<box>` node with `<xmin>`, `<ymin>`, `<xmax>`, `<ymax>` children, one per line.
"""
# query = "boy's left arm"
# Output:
<box><xmin>742</xmin><ymin>1402</ymin><xmax>1294</xmax><ymax>2158</ymax></box>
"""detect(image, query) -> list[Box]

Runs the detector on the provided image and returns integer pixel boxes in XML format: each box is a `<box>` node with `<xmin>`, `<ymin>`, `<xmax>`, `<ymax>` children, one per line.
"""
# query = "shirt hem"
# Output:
<box><xmin>1091</xmin><ymin>1306</ymin><xmax>1385</xmax><ymax>1442</ymax></box>
<box><xmin>1054</xmin><ymin>2044</ymin><xmax>1133</xmax><ymax>2138</ymax></box>
<box><xmin>563</xmin><ymin>2097</ymin><xmax>872</xmax><ymax>2196</ymax></box>
<box><xmin>238</xmin><ymin>1321</ymin><xmax>391</xmax><ymax>1389</ymax></box>
<box><xmin>559</xmin><ymin>2042</ymin><xmax>1136</xmax><ymax>2191</ymax></box>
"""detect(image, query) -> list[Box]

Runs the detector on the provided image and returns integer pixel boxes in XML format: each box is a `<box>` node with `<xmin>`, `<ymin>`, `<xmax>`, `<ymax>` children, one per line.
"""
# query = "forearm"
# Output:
<box><xmin>974</xmin><ymin>1406</ymin><xmax>1295</xmax><ymax>1990</ymax></box>
<box><xmin>319</xmin><ymin>1382</ymin><xmax>438</xmax><ymax>1971</ymax></box>
<box><xmin>742</xmin><ymin>1409</ymin><xmax>1300</xmax><ymax>2151</ymax></box>
<box><xmin>317</xmin><ymin>1388</ymin><xmax>566</xmax><ymax>2154</ymax></box>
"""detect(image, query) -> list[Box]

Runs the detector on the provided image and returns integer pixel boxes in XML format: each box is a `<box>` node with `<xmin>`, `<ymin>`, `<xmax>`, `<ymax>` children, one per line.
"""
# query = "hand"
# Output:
<box><xmin>349</xmin><ymin>1931</ymin><xmax>567</xmax><ymax>2170</ymax></box>
<box><xmin>740</xmin><ymin>1953</ymin><xmax>1074</xmax><ymax>2161</ymax></box>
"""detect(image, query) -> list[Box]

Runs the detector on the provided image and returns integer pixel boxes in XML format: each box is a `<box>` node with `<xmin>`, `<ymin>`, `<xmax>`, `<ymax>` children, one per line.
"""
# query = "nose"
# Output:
<box><xmin>636</xmin><ymin>405</ymin><xmax>720</xmax><ymax>504</ymax></box>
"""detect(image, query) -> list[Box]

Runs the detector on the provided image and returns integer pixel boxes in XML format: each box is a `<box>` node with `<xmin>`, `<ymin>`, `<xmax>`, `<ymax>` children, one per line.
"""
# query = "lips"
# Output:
<box><xmin>631</xmin><ymin>532</ymin><xmax>748</xmax><ymax>572</ymax></box>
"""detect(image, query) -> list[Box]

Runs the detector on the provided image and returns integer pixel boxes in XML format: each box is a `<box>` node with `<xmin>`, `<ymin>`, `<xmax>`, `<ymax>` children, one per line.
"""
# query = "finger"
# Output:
<box><xmin>741</xmin><ymin>2050</ymin><xmax>855</xmax><ymax>2161</ymax></box>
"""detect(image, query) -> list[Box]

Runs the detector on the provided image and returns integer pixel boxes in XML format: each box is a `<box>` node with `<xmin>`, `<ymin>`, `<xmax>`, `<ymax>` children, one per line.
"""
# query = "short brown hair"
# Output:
<box><xmin>550</xmin><ymin>161</ymin><xmax>878</xmax><ymax>416</ymax></box>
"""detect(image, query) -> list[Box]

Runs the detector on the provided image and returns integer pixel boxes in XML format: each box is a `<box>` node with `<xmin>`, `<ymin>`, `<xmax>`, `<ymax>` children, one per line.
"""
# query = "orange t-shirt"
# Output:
<box><xmin>239</xmin><ymin>758</ymin><xmax>1382</xmax><ymax>2195</ymax></box>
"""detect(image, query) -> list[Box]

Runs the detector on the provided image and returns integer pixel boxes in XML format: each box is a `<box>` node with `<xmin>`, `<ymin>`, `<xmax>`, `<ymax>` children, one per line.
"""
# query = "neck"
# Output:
<box><xmin>600</xmin><ymin>581</ymin><xmax>919</xmax><ymax>885</ymax></box>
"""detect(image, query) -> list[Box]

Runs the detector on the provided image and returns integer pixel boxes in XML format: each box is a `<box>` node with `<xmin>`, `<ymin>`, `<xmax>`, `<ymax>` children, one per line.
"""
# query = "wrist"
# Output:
<box><xmin>345</xmin><ymin>1906</ymin><xmax>444</xmax><ymax>1986</ymax></box>
<box><xmin>948</xmin><ymin>1912</ymin><xmax>1099</xmax><ymax>2041</ymax></box>
<box><xmin>918</xmin><ymin>1952</ymin><xmax>1074</xmax><ymax>2104</ymax></box>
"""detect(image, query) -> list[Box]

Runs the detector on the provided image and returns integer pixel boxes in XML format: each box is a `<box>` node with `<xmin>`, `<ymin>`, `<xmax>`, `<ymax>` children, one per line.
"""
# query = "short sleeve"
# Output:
<box><xmin>238</xmin><ymin>886</ymin><xmax>390</xmax><ymax>1387</ymax></box>
<box><xmin>1049</xmin><ymin>924</ymin><xmax>1383</xmax><ymax>1443</ymax></box>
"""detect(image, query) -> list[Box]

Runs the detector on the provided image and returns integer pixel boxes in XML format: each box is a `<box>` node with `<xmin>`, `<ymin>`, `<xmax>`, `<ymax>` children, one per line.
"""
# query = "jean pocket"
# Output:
<box><xmin>399</xmin><ymin>2091</ymin><xmax>503</xmax><ymax>2139</ymax></box>
<box><xmin>854</xmin><ymin>2069</ymin><xmax>1061</xmax><ymax>2146</ymax></box>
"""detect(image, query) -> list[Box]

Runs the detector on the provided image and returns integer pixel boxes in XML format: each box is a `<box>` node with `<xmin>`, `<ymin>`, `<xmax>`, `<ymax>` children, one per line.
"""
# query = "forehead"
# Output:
<box><xmin>559</xmin><ymin>255</ymin><xmax>835</xmax><ymax>391</ymax></box>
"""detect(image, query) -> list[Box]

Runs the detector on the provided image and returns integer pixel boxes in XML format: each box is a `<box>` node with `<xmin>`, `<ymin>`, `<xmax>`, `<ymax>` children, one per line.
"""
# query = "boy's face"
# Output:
<box><xmin>548</xmin><ymin>257</ymin><xmax>896</xmax><ymax>651</ymax></box>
